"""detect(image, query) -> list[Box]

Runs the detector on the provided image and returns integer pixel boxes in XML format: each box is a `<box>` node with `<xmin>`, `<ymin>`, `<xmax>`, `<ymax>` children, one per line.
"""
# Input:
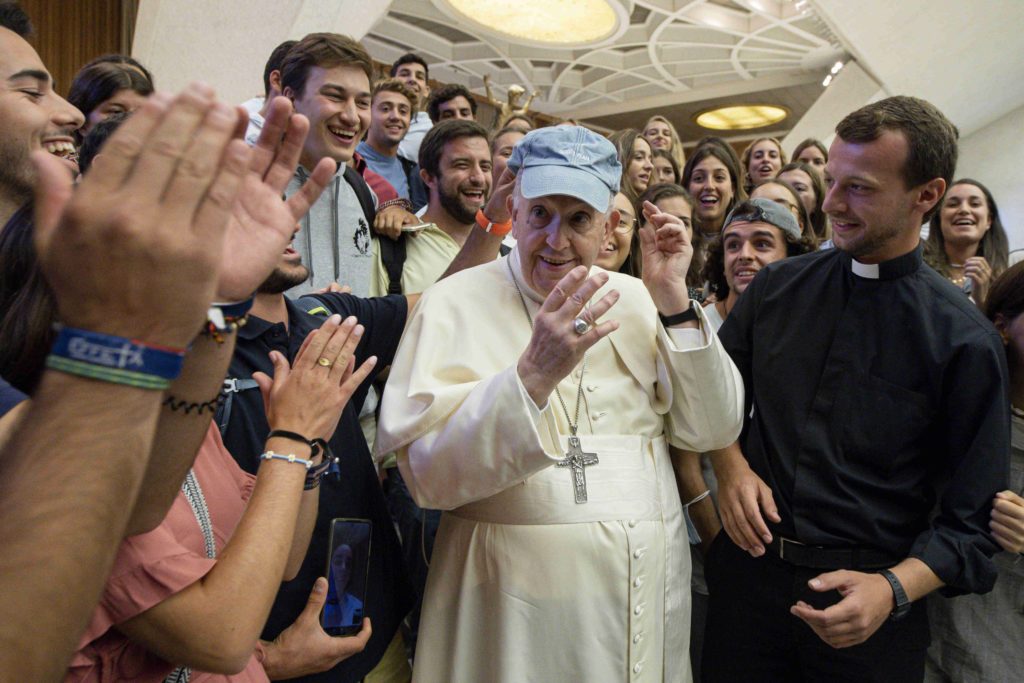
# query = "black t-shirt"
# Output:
<box><xmin>218</xmin><ymin>293</ymin><xmax>414</xmax><ymax>682</ymax></box>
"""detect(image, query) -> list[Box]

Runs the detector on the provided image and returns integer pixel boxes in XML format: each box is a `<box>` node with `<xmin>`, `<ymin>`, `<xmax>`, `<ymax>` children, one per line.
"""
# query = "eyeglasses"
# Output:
<box><xmin>614</xmin><ymin>216</ymin><xmax>637</xmax><ymax>233</ymax></box>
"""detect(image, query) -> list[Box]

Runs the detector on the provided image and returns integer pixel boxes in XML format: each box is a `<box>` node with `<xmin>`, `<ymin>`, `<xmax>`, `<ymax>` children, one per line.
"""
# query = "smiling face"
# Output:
<box><xmin>687</xmin><ymin>155</ymin><xmax>734</xmax><ymax>232</ymax></box>
<box><xmin>626</xmin><ymin>136</ymin><xmax>654</xmax><ymax>195</ymax></box>
<box><xmin>596</xmin><ymin>191</ymin><xmax>635</xmax><ymax>272</ymax></box>
<box><xmin>394</xmin><ymin>61</ymin><xmax>429</xmax><ymax>100</ymax></box>
<box><xmin>823</xmin><ymin>131</ymin><xmax>934</xmax><ymax>263</ymax></box>
<box><xmin>939</xmin><ymin>182</ymin><xmax>992</xmax><ymax>248</ymax></box>
<box><xmin>722</xmin><ymin>221</ymin><xmax>788</xmax><ymax>298</ymax></box>
<box><xmin>0</xmin><ymin>27</ymin><xmax>84</xmax><ymax>212</ymax></box>
<box><xmin>82</xmin><ymin>87</ymin><xmax>148</xmax><ymax>135</ymax></box>
<box><xmin>643</xmin><ymin>119</ymin><xmax>673</xmax><ymax>151</ymax></box>
<box><xmin>513</xmin><ymin>191</ymin><xmax>613</xmax><ymax>296</ymax></box>
<box><xmin>751</xmin><ymin>182</ymin><xmax>802</xmax><ymax>232</ymax></box>
<box><xmin>426</xmin><ymin>135</ymin><xmax>492</xmax><ymax>225</ymax></box>
<box><xmin>287</xmin><ymin>64</ymin><xmax>371</xmax><ymax>169</ymax></box>
<box><xmin>367</xmin><ymin>90</ymin><xmax>412</xmax><ymax>150</ymax></box>
<box><xmin>747</xmin><ymin>140</ymin><xmax>782</xmax><ymax>187</ymax></box>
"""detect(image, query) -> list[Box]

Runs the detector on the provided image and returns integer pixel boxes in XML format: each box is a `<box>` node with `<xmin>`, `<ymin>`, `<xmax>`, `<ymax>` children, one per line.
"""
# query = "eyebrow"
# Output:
<box><xmin>7</xmin><ymin>68</ymin><xmax>50</xmax><ymax>84</ymax></box>
<box><xmin>320</xmin><ymin>84</ymin><xmax>370</xmax><ymax>98</ymax></box>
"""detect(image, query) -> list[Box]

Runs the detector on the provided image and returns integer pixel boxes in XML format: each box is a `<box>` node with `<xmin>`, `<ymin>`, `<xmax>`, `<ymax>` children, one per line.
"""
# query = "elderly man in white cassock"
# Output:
<box><xmin>376</xmin><ymin>125</ymin><xmax>744</xmax><ymax>682</ymax></box>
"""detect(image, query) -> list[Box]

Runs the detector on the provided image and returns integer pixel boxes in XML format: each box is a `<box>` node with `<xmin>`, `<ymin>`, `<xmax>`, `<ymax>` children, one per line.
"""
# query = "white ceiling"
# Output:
<box><xmin>364</xmin><ymin>0</ymin><xmax>847</xmax><ymax>120</ymax></box>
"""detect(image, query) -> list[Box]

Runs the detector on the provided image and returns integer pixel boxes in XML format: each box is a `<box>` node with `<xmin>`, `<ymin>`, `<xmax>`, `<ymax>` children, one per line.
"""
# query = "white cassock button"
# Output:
<box><xmin>633</xmin><ymin>663</ymin><xmax>643</xmax><ymax>674</ymax></box>
<box><xmin>633</xmin><ymin>577</ymin><xmax>642</xmax><ymax>588</ymax></box>
<box><xmin>587</xmin><ymin>384</ymin><xmax>597</xmax><ymax>392</ymax></box>
<box><xmin>634</xmin><ymin>605</ymin><xmax>643</xmax><ymax>615</ymax></box>
<box><xmin>628</xmin><ymin>520</ymin><xmax>637</xmax><ymax>528</ymax></box>
<box><xmin>633</xmin><ymin>633</ymin><xmax>642</xmax><ymax>644</ymax></box>
<box><xmin>633</xmin><ymin>548</ymin><xmax>645</xmax><ymax>559</ymax></box>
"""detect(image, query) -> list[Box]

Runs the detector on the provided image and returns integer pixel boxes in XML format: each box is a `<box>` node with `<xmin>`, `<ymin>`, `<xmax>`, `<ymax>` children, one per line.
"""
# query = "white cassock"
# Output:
<box><xmin>376</xmin><ymin>250</ymin><xmax>744</xmax><ymax>683</ymax></box>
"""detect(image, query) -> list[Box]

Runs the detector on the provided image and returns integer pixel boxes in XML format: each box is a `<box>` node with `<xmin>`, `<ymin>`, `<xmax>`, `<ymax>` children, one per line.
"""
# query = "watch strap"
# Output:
<box><xmin>880</xmin><ymin>568</ymin><xmax>911</xmax><ymax>621</ymax></box>
<box><xmin>475</xmin><ymin>208</ymin><xmax>512</xmax><ymax>236</ymax></box>
<box><xmin>658</xmin><ymin>302</ymin><xmax>699</xmax><ymax>327</ymax></box>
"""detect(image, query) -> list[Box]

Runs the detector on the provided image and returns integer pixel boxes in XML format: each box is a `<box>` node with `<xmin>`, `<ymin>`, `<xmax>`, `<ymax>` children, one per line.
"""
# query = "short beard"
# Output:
<box><xmin>258</xmin><ymin>264</ymin><xmax>310</xmax><ymax>294</ymax></box>
<box><xmin>438</xmin><ymin>183</ymin><xmax>478</xmax><ymax>225</ymax></box>
<box><xmin>0</xmin><ymin>143</ymin><xmax>35</xmax><ymax>212</ymax></box>
<box><xmin>836</xmin><ymin>222</ymin><xmax>904</xmax><ymax>260</ymax></box>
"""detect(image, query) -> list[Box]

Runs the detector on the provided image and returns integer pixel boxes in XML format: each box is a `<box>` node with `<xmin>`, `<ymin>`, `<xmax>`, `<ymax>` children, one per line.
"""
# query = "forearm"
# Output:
<box><xmin>127</xmin><ymin>331</ymin><xmax>238</xmax><ymax>535</ymax></box>
<box><xmin>890</xmin><ymin>557</ymin><xmax>944</xmax><ymax>604</ymax></box>
<box><xmin>0</xmin><ymin>372</ymin><xmax>162</xmax><ymax>682</ymax></box>
<box><xmin>284</xmin><ymin>485</ymin><xmax>320</xmax><ymax>580</ymax></box>
<box><xmin>117</xmin><ymin>436</ymin><xmax>311</xmax><ymax>673</ymax></box>
<box><xmin>709</xmin><ymin>441</ymin><xmax>748</xmax><ymax>477</ymax></box>
<box><xmin>670</xmin><ymin>447</ymin><xmax>721</xmax><ymax>549</ymax></box>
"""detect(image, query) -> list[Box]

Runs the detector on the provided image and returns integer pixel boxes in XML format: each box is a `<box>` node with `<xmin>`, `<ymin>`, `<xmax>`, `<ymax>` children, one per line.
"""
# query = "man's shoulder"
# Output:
<box><xmin>916</xmin><ymin>265</ymin><xmax>1001</xmax><ymax>343</ymax></box>
<box><xmin>762</xmin><ymin>246</ymin><xmax>836</xmax><ymax>280</ymax></box>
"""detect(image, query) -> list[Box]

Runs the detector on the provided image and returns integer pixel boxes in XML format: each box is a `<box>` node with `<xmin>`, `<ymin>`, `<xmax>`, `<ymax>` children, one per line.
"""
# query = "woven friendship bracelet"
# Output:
<box><xmin>47</xmin><ymin>326</ymin><xmax>186</xmax><ymax>390</ymax></box>
<box><xmin>163</xmin><ymin>390</ymin><xmax>226</xmax><ymax>415</ymax></box>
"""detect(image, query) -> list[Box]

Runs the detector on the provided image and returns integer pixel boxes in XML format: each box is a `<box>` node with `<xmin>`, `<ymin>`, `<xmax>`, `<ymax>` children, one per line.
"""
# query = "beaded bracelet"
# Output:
<box><xmin>259</xmin><ymin>450</ymin><xmax>314</xmax><ymax>469</ymax></box>
<box><xmin>203</xmin><ymin>297</ymin><xmax>254</xmax><ymax>344</ymax></box>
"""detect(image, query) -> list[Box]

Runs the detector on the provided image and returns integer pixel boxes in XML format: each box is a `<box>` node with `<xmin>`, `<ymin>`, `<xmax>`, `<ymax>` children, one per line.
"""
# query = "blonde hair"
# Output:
<box><xmin>643</xmin><ymin>115</ymin><xmax>686</xmax><ymax>172</ymax></box>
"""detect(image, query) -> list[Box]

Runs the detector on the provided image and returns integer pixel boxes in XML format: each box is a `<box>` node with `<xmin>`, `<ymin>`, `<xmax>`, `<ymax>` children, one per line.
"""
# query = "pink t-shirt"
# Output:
<box><xmin>67</xmin><ymin>424</ymin><xmax>266</xmax><ymax>682</ymax></box>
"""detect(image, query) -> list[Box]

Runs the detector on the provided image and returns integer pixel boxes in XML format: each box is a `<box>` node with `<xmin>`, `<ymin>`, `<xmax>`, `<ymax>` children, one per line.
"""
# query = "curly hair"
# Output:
<box><xmin>702</xmin><ymin>201</ymin><xmax>817</xmax><ymax>299</ymax></box>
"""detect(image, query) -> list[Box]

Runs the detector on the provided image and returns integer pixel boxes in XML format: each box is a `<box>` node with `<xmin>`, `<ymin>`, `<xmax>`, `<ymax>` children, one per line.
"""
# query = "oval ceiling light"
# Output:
<box><xmin>695</xmin><ymin>105</ymin><xmax>788</xmax><ymax>131</ymax></box>
<box><xmin>438</xmin><ymin>0</ymin><xmax>622</xmax><ymax>47</ymax></box>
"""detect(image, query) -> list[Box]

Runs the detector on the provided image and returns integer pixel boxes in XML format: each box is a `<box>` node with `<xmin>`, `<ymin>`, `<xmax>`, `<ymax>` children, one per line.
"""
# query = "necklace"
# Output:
<box><xmin>506</xmin><ymin>258</ymin><xmax>598</xmax><ymax>504</ymax></box>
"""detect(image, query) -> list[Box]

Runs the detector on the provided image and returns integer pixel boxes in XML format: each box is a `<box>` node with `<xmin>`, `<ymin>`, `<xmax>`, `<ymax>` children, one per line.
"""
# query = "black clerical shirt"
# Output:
<box><xmin>218</xmin><ymin>294</ymin><xmax>414</xmax><ymax>682</ymax></box>
<box><xmin>718</xmin><ymin>245</ymin><xmax>1009</xmax><ymax>595</ymax></box>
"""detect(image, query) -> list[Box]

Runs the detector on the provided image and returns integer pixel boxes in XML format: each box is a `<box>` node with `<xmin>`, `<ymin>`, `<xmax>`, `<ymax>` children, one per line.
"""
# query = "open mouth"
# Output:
<box><xmin>951</xmin><ymin>217</ymin><xmax>976</xmax><ymax>227</ymax></box>
<box><xmin>461</xmin><ymin>189</ymin><xmax>485</xmax><ymax>204</ymax></box>
<box><xmin>757</xmin><ymin>164</ymin><xmax>774</xmax><ymax>176</ymax></box>
<box><xmin>699</xmin><ymin>193</ymin><xmax>719</xmax><ymax>208</ymax></box>
<box><xmin>327</xmin><ymin>125</ymin><xmax>357</xmax><ymax>145</ymax></box>
<box><xmin>43</xmin><ymin>139</ymin><xmax>79</xmax><ymax>168</ymax></box>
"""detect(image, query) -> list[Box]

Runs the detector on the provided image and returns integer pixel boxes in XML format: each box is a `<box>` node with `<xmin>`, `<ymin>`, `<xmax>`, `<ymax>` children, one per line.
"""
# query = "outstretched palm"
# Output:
<box><xmin>217</xmin><ymin>97</ymin><xmax>335</xmax><ymax>301</ymax></box>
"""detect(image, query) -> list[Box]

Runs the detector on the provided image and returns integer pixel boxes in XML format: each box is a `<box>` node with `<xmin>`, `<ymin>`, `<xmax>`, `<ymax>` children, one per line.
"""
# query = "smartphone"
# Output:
<box><xmin>321</xmin><ymin>518</ymin><xmax>372</xmax><ymax>636</ymax></box>
<box><xmin>400</xmin><ymin>222</ymin><xmax>431</xmax><ymax>233</ymax></box>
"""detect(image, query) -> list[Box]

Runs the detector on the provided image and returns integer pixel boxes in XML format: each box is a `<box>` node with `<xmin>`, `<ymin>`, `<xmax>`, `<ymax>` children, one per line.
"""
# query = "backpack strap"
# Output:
<box><xmin>378</xmin><ymin>234</ymin><xmax>408</xmax><ymax>295</ymax></box>
<box><xmin>217</xmin><ymin>378</ymin><xmax>260</xmax><ymax>436</ymax></box>
<box><xmin>342</xmin><ymin>164</ymin><xmax>377</xmax><ymax>225</ymax></box>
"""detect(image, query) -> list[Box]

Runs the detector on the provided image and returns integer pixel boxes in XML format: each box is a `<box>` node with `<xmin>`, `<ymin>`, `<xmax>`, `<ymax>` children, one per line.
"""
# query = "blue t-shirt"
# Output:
<box><xmin>356</xmin><ymin>142</ymin><xmax>409</xmax><ymax>200</ymax></box>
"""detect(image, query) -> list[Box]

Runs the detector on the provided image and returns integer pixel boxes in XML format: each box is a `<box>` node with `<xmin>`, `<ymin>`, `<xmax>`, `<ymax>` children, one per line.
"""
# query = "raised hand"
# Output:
<box><xmin>516</xmin><ymin>266</ymin><xmax>620</xmax><ymax>406</ymax></box>
<box><xmin>374</xmin><ymin>204</ymin><xmax>418</xmax><ymax>240</ymax></box>
<box><xmin>638</xmin><ymin>200</ymin><xmax>694</xmax><ymax>316</ymax></box>
<box><xmin>253</xmin><ymin>314</ymin><xmax>377</xmax><ymax>442</ymax></box>
<box><xmin>216</xmin><ymin>96</ymin><xmax>336</xmax><ymax>302</ymax></box>
<box><xmin>33</xmin><ymin>84</ymin><xmax>249</xmax><ymax>348</ymax></box>
<box><xmin>963</xmin><ymin>256</ymin><xmax>993</xmax><ymax>303</ymax></box>
<box><xmin>486</xmin><ymin>166</ymin><xmax>516</xmax><ymax>224</ymax></box>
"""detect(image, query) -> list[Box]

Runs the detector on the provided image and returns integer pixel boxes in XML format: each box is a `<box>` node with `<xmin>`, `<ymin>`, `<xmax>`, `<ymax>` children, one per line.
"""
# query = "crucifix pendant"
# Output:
<box><xmin>557</xmin><ymin>435</ymin><xmax>599</xmax><ymax>504</ymax></box>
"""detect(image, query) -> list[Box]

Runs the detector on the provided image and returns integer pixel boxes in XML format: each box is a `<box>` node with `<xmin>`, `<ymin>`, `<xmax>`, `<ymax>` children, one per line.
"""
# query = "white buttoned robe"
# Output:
<box><xmin>376</xmin><ymin>251</ymin><xmax>744</xmax><ymax>683</ymax></box>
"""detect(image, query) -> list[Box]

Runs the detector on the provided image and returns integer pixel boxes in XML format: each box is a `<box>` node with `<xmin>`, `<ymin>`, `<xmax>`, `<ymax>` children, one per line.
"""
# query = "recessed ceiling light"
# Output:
<box><xmin>695</xmin><ymin>105</ymin><xmax>788</xmax><ymax>131</ymax></box>
<box><xmin>438</xmin><ymin>0</ymin><xmax>621</xmax><ymax>47</ymax></box>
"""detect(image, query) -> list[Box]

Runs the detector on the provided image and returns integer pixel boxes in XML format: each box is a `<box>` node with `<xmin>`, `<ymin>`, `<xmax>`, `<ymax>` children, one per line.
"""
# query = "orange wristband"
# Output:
<box><xmin>475</xmin><ymin>209</ymin><xmax>512</xmax><ymax>237</ymax></box>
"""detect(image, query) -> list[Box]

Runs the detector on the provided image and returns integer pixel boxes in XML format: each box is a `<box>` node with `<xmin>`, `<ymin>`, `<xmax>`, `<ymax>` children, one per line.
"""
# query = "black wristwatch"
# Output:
<box><xmin>658</xmin><ymin>301</ymin><xmax>699</xmax><ymax>327</ymax></box>
<box><xmin>879</xmin><ymin>569</ymin><xmax>911</xmax><ymax>622</ymax></box>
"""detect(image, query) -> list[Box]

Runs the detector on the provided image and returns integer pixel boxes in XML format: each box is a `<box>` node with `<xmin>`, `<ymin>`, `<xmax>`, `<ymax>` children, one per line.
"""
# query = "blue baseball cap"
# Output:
<box><xmin>506</xmin><ymin>125</ymin><xmax>621</xmax><ymax>212</ymax></box>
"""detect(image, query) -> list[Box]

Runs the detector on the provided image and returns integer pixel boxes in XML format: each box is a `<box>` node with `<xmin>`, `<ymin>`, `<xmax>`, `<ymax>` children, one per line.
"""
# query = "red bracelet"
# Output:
<box><xmin>475</xmin><ymin>209</ymin><xmax>513</xmax><ymax>237</ymax></box>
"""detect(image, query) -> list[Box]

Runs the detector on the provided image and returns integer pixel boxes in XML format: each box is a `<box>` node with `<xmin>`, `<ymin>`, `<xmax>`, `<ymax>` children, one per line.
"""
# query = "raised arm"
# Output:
<box><xmin>0</xmin><ymin>84</ymin><xmax>247</xmax><ymax>682</ymax></box>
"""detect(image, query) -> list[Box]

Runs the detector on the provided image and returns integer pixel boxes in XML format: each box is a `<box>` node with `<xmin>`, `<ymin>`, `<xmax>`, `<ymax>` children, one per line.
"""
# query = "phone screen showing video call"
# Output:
<box><xmin>322</xmin><ymin>518</ymin><xmax>372</xmax><ymax>636</ymax></box>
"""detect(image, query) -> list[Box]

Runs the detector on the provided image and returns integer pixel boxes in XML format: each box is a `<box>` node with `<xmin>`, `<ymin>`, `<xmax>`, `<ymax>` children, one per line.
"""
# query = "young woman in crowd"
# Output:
<box><xmin>777</xmin><ymin>161</ymin><xmax>829</xmax><ymax>241</ymax></box>
<box><xmin>637</xmin><ymin>183</ymin><xmax>705</xmax><ymax>302</ymax></box>
<box><xmin>682</xmin><ymin>143</ymin><xmax>744</xmax><ymax>238</ymax></box>
<box><xmin>791</xmin><ymin>137</ymin><xmax>828</xmax><ymax>178</ymax></box>
<box><xmin>924</xmin><ymin>178</ymin><xmax>1009</xmax><ymax>304</ymax></box>
<box><xmin>642</xmin><ymin>114</ymin><xmax>686</xmax><ymax>172</ymax></box>
<box><xmin>926</xmin><ymin>262</ymin><xmax>1024</xmax><ymax>682</ymax></box>
<box><xmin>740</xmin><ymin>136</ymin><xmax>786</xmax><ymax>194</ymax></box>
<box><xmin>596</xmin><ymin>191</ymin><xmax>640</xmax><ymax>276</ymax></box>
<box><xmin>608</xmin><ymin>128</ymin><xmax>655</xmax><ymax>204</ymax></box>
<box><xmin>489</xmin><ymin>125</ymin><xmax>526</xmax><ymax>188</ymax></box>
<box><xmin>751</xmin><ymin>178</ymin><xmax>816</xmax><ymax>243</ymax></box>
<box><xmin>67</xmin><ymin>54</ymin><xmax>155</xmax><ymax>139</ymax></box>
<box><xmin>652</xmin><ymin>148</ymin><xmax>680</xmax><ymax>185</ymax></box>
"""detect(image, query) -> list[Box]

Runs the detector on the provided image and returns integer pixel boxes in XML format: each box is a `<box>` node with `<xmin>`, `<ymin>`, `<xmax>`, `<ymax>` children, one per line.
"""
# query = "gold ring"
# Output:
<box><xmin>317</xmin><ymin>357</ymin><xmax>333</xmax><ymax>367</ymax></box>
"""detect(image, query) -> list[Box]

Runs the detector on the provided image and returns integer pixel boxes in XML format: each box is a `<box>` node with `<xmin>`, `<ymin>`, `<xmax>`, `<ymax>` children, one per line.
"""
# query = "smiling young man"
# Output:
<box><xmin>704</xmin><ymin>96</ymin><xmax>1010</xmax><ymax>682</ymax></box>
<box><xmin>370</xmin><ymin>119</ymin><xmax>491</xmax><ymax>296</ymax></box>
<box><xmin>391</xmin><ymin>53</ymin><xmax>433</xmax><ymax>164</ymax></box>
<box><xmin>356</xmin><ymin>78</ymin><xmax>427</xmax><ymax>210</ymax></box>
<box><xmin>280</xmin><ymin>33</ymin><xmax>378</xmax><ymax>297</ymax></box>
<box><xmin>0</xmin><ymin>14</ymin><xmax>83</xmax><ymax>226</ymax></box>
<box><xmin>375</xmin><ymin>125</ymin><xmax>743</xmax><ymax>682</ymax></box>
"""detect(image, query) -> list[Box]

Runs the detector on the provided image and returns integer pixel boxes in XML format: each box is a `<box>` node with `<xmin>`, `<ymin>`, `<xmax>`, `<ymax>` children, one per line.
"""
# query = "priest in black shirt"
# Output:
<box><xmin>703</xmin><ymin>96</ymin><xmax>1010</xmax><ymax>682</ymax></box>
<box><xmin>218</xmin><ymin>242</ymin><xmax>416</xmax><ymax>682</ymax></box>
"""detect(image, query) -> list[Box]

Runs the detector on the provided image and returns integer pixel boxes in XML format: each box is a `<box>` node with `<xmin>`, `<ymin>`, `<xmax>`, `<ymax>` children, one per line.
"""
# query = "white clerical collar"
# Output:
<box><xmin>850</xmin><ymin>259</ymin><xmax>880</xmax><ymax>279</ymax></box>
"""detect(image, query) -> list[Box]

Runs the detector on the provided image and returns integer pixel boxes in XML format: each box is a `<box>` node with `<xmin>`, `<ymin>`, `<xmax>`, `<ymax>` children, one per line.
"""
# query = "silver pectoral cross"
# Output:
<box><xmin>557</xmin><ymin>436</ymin><xmax>599</xmax><ymax>504</ymax></box>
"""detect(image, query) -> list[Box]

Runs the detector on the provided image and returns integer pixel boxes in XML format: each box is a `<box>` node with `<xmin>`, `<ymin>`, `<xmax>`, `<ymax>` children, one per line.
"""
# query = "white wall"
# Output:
<box><xmin>957</xmin><ymin>105</ymin><xmax>1024</xmax><ymax>251</ymax></box>
<box><xmin>780</xmin><ymin>61</ymin><xmax>882</xmax><ymax>154</ymax></box>
<box><xmin>132</xmin><ymin>0</ymin><xmax>393</xmax><ymax>106</ymax></box>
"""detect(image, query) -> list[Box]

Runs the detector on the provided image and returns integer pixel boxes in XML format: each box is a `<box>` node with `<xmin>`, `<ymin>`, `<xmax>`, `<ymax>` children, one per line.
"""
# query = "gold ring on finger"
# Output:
<box><xmin>317</xmin><ymin>357</ymin><xmax>333</xmax><ymax>367</ymax></box>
